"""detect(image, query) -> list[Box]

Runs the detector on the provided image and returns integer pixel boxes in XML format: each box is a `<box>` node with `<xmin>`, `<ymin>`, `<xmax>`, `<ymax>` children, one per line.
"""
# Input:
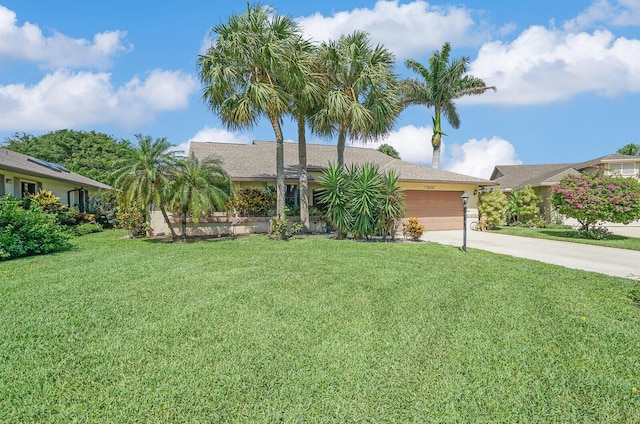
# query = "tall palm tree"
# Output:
<box><xmin>314</xmin><ymin>30</ymin><xmax>400</xmax><ymax>167</ymax></box>
<box><xmin>169</xmin><ymin>154</ymin><xmax>232</xmax><ymax>241</ymax></box>
<box><xmin>289</xmin><ymin>51</ymin><xmax>323</xmax><ymax>233</ymax></box>
<box><xmin>404</xmin><ymin>42</ymin><xmax>495</xmax><ymax>169</ymax></box>
<box><xmin>112</xmin><ymin>134</ymin><xmax>179</xmax><ymax>238</ymax></box>
<box><xmin>198</xmin><ymin>4</ymin><xmax>313</xmax><ymax>217</ymax></box>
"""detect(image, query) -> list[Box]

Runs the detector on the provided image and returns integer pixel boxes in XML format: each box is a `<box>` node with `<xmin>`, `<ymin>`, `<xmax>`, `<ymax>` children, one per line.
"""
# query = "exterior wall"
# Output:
<box><xmin>0</xmin><ymin>168</ymin><xmax>99</xmax><ymax>209</ymax></box>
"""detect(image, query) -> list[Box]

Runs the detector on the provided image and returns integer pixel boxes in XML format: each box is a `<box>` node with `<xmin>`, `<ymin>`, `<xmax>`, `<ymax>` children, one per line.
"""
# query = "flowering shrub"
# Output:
<box><xmin>551</xmin><ymin>169</ymin><xmax>640</xmax><ymax>231</ymax></box>
<box><xmin>228</xmin><ymin>186</ymin><xmax>276</xmax><ymax>217</ymax></box>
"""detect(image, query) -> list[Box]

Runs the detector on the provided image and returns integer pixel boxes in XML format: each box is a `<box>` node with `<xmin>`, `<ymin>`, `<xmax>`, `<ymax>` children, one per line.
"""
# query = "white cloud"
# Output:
<box><xmin>297</xmin><ymin>0</ymin><xmax>484</xmax><ymax>59</ymax></box>
<box><xmin>0</xmin><ymin>5</ymin><xmax>130</xmax><ymax>69</ymax></box>
<box><xmin>0</xmin><ymin>69</ymin><xmax>198</xmax><ymax>131</ymax></box>
<box><xmin>444</xmin><ymin>137</ymin><xmax>521</xmax><ymax>179</ymax></box>
<box><xmin>468</xmin><ymin>26</ymin><xmax>640</xmax><ymax>105</ymax></box>
<box><xmin>352</xmin><ymin>124</ymin><xmax>434</xmax><ymax>165</ymax></box>
<box><xmin>171</xmin><ymin>126</ymin><xmax>254</xmax><ymax>156</ymax></box>
<box><xmin>564</xmin><ymin>0</ymin><xmax>640</xmax><ymax>31</ymax></box>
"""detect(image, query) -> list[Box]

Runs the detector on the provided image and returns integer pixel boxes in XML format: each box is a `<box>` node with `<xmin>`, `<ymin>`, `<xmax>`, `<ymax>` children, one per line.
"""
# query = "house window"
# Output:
<box><xmin>21</xmin><ymin>182</ymin><xmax>36</xmax><ymax>198</ymax></box>
<box><xmin>610</xmin><ymin>163</ymin><xmax>637</xmax><ymax>176</ymax></box>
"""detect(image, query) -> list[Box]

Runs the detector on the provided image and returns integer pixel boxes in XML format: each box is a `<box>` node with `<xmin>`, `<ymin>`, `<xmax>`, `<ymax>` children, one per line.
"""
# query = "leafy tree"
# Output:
<box><xmin>198</xmin><ymin>4</ymin><xmax>312</xmax><ymax>217</ymax></box>
<box><xmin>169</xmin><ymin>154</ymin><xmax>232</xmax><ymax>241</ymax></box>
<box><xmin>314</xmin><ymin>30</ymin><xmax>400</xmax><ymax>167</ymax></box>
<box><xmin>377</xmin><ymin>143</ymin><xmax>400</xmax><ymax>159</ymax></box>
<box><xmin>551</xmin><ymin>169</ymin><xmax>640</xmax><ymax>231</ymax></box>
<box><xmin>3</xmin><ymin>130</ymin><xmax>132</xmax><ymax>185</ymax></box>
<box><xmin>478</xmin><ymin>189</ymin><xmax>508</xmax><ymax>228</ymax></box>
<box><xmin>403</xmin><ymin>42</ymin><xmax>495</xmax><ymax>169</ymax></box>
<box><xmin>617</xmin><ymin>143</ymin><xmax>640</xmax><ymax>156</ymax></box>
<box><xmin>112</xmin><ymin>134</ymin><xmax>179</xmax><ymax>238</ymax></box>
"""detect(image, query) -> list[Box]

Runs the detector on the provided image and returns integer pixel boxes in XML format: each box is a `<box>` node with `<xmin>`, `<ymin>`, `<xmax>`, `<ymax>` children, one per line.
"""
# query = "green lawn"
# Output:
<box><xmin>492</xmin><ymin>226</ymin><xmax>640</xmax><ymax>251</ymax></box>
<box><xmin>1</xmin><ymin>231</ymin><xmax>639</xmax><ymax>422</ymax></box>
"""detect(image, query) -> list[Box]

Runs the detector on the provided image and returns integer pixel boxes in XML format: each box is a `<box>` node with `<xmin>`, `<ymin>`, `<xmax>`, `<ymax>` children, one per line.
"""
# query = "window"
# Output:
<box><xmin>21</xmin><ymin>182</ymin><xmax>36</xmax><ymax>198</ymax></box>
<box><xmin>609</xmin><ymin>163</ymin><xmax>637</xmax><ymax>176</ymax></box>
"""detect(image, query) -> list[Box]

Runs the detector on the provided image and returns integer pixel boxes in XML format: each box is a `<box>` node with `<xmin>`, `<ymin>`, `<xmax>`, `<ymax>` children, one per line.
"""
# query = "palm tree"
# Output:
<box><xmin>617</xmin><ymin>143</ymin><xmax>640</xmax><ymax>156</ymax></box>
<box><xmin>169</xmin><ymin>154</ymin><xmax>232</xmax><ymax>241</ymax></box>
<box><xmin>404</xmin><ymin>42</ymin><xmax>495</xmax><ymax>169</ymax></box>
<box><xmin>314</xmin><ymin>30</ymin><xmax>400</xmax><ymax>167</ymax></box>
<box><xmin>289</xmin><ymin>51</ymin><xmax>323</xmax><ymax>233</ymax></box>
<box><xmin>198</xmin><ymin>4</ymin><xmax>312</xmax><ymax>217</ymax></box>
<box><xmin>112</xmin><ymin>134</ymin><xmax>179</xmax><ymax>238</ymax></box>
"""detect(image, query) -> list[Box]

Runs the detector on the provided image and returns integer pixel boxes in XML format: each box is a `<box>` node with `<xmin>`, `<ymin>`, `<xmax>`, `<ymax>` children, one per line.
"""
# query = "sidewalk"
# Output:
<box><xmin>424</xmin><ymin>229</ymin><xmax>640</xmax><ymax>280</ymax></box>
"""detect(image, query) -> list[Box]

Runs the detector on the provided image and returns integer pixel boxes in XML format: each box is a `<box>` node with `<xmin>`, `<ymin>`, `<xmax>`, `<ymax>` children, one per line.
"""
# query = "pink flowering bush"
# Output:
<box><xmin>551</xmin><ymin>169</ymin><xmax>640</xmax><ymax>231</ymax></box>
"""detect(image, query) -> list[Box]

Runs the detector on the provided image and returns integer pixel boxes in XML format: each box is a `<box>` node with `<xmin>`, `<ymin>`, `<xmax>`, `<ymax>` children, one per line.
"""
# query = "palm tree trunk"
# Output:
<box><xmin>297</xmin><ymin>115</ymin><xmax>310</xmax><ymax>233</ymax></box>
<box><xmin>181</xmin><ymin>210</ymin><xmax>188</xmax><ymax>241</ymax></box>
<box><xmin>431</xmin><ymin>108</ymin><xmax>442</xmax><ymax>169</ymax></box>
<box><xmin>268</xmin><ymin>113</ymin><xmax>286</xmax><ymax>217</ymax></box>
<box><xmin>158</xmin><ymin>204</ymin><xmax>177</xmax><ymax>239</ymax></box>
<box><xmin>337</xmin><ymin>125</ymin><xmax>347</xmax><ymax>168</ymax></box>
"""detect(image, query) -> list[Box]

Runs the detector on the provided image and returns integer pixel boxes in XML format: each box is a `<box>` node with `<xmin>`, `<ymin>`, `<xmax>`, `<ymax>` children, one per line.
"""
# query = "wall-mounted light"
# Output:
<box><xmin>5</xmin><ymin>178</ymin><xmax>12</xmax><ymax>184</ymax></box>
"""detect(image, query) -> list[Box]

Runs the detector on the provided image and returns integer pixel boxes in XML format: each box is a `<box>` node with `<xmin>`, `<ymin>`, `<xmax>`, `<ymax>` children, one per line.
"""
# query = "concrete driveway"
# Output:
<box><xmin>424</xmin><ymin>229</ymin><xmax>640</xmax><ymax>280</ymax></box>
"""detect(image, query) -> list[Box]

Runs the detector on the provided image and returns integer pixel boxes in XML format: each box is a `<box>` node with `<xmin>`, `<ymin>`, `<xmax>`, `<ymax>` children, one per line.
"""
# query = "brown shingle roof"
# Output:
<box><xmin>491</xmin><ymin>154</ymin><xmax>640</xmax><ymax>191</ymax></box>
<box><xmin>190</xmin><ymin>141</ymin><xmax>496</xmax><ymax>185</ymax></box>
<box><xmin>0</xmin><ymin>148</ymin><xmax>111</xmax><ymax>190</ymax></box>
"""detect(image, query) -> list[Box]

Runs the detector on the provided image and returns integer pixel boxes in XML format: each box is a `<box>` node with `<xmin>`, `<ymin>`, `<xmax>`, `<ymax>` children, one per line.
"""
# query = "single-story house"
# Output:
<box><xmin>0</xmin><ymin>147</ymin><xmax>111</xmax><ymax>212</ymax></box>
<box><xmin>490</xmin><ymin>154</ymin><xmax>640</xmax><ymax>219</ymax></box>
<box><xmin>151</xmin><ymin>140</ymin><xmax>497</xmax><ymax>235</ymax></box>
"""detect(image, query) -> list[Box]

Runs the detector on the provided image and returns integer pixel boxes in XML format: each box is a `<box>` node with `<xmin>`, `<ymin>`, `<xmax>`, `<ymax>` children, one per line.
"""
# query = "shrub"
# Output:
<box><xmin>229</xmin><ymin>186</ymin><xmax>276</xmax><ymax>217</ymax></box>
<box><xmin>116</xmin><ymin>206</ymin><xmax>150</xmax><ymax>238</ymax></box>
<box><xmin>268</xmin><ymin>214</ymin><xmax>302</xmax><ymax>240</ymax></box>
<box><xmin>89</xmin><ymin>190</ymin><xmax>119</xmax><ymax>228</ymax></box>
<box><xmin>317</xmin><ymin>163</ymin><xmax>406</xmax><ymax>240</ymax></box>
<box><xmin>0</xmin><ymin>197</ymin><xmax>71</xmax><ymax>260</ymax></box>
<box><xmin>403</xmin><ymin>217</ymin><xmax>425</xmax><ymax>241</ymax></box>
<box><xmin>478</xmin><ymin>189</ymin><xmax>508</xmax><ymax>228</ymax></box>
<box><xmin>507</xmin><ymin>185</ymin><xmax>541</xmax><ymax>225</ymax></box>
<box><xmin>71</xmin><ymin>223</ymin><xmax>104</xmax><ymax>237</ymax></box>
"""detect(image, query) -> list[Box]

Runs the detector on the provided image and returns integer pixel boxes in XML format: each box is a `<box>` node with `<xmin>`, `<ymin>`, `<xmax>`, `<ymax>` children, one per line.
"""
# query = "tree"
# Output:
<box><xmin>3</xmin><ymin>130</ymin><xmax>133</xmax><ymax>185</ymax></box>
<box><xmin>314</xmin><ymin>30</ymin><xmax>400</xmax><ymax>168</ymax></box>
<box><xmin>617</xmin><ymin>143</ymin><xmax>640</xmax><ymax>156</ymax></box>
<box><xmin>112</xmin><ymin>134</ymin><xmax>179</xmax><ymax>238</ymax></box>
<box><xmin>289</xmin><ymin>47</ymin><xmax>323</xmax><ymax>233</ymax></box>
<box><xmin>507</xmin><ymin>185</ymin><xmax>541</xmax><ymax>225</ymax></box>
<box><xmin>198</xmin><ymin>4</ymin><xmax>312</xmax><ymax>217</ymax></box>
<box><xmin>478</xmin><ymin>190</ymin><xmax>508</xmax><ymax>228</ymax></box>
<box><xmin>377</xmin><ymin>143</ymin><xmax>400</xmax><ymax>159</ymax></box>
<box><xmin>403</xmin><ymin>42</ymin><xmax>495</xmax><ymax>169</ymax></box>
<box><xmin>551</xmin><ymin>170</ymin><xmax>640</xmax><ymax>231</ymax></box>
<box><xmin>169</xmin><ymin>154</ymin><xmax>232</xmax><ymax>241</ymax></box>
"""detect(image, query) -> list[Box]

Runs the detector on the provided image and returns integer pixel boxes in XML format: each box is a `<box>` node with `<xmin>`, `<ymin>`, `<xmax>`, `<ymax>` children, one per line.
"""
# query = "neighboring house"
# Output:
<box><xmin>490</xmin><ymin>154</ymin><xmax>640</xmax><ymax>219</ymax></box>
<box><xmin>0</xmin><ymin>147</ymin><xmax>111</xmax><ymax>212</ymax></box>
<box><xmin>151</xmin><ymin>140</ymin><xmax>496</xmax><ymax>234</ymax></box>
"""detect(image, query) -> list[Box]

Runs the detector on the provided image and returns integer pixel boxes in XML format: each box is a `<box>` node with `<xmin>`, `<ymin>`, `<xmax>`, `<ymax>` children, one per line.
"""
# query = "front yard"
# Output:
<box><xmin>1</xmin><ymin>231</ymin><xmax>639</xmax><ymax>422</ymax></box>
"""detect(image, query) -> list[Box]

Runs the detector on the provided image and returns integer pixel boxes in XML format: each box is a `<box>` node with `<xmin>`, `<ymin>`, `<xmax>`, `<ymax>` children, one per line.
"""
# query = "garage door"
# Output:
<box><xmin>404</xmin><ymin>190</ymin><xmax>464</xmax><ymax>231</ymax></box>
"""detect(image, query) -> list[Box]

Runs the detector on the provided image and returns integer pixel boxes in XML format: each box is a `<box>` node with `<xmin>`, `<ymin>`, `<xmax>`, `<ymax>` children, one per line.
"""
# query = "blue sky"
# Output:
<box><xmin>1</xmin><ymin>0</ymin><xmax>639</xmax><ymax>179</ymax></box>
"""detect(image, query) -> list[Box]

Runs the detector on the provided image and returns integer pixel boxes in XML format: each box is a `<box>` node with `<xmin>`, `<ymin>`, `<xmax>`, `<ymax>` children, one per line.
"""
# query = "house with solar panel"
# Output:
<box><xmin>0</xmin><ymin>148</ymin><xmax>111</xmax><ymax>212</ymax></box>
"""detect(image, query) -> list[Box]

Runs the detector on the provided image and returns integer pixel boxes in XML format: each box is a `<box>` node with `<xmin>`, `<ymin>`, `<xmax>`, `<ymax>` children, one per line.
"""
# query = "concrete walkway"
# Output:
<box><xmin>424</xmin><ymin>229</ymin><xmax>640</xmax><ymax>280</ymax></box>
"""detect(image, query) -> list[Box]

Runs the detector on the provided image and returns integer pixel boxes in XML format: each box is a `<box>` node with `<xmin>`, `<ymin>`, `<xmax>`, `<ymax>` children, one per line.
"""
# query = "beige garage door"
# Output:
<box><xmin>404</xmin><ymin>190</ymin><xmax>464</xmax><ymax>231</ymax></box>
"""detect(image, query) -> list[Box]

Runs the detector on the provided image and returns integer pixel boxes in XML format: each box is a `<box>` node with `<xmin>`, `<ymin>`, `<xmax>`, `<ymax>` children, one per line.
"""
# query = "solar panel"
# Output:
<box><xmin>28</xmin><ymin>158</ymin><xmax>70</xmax><ymax>173</ymax></box>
